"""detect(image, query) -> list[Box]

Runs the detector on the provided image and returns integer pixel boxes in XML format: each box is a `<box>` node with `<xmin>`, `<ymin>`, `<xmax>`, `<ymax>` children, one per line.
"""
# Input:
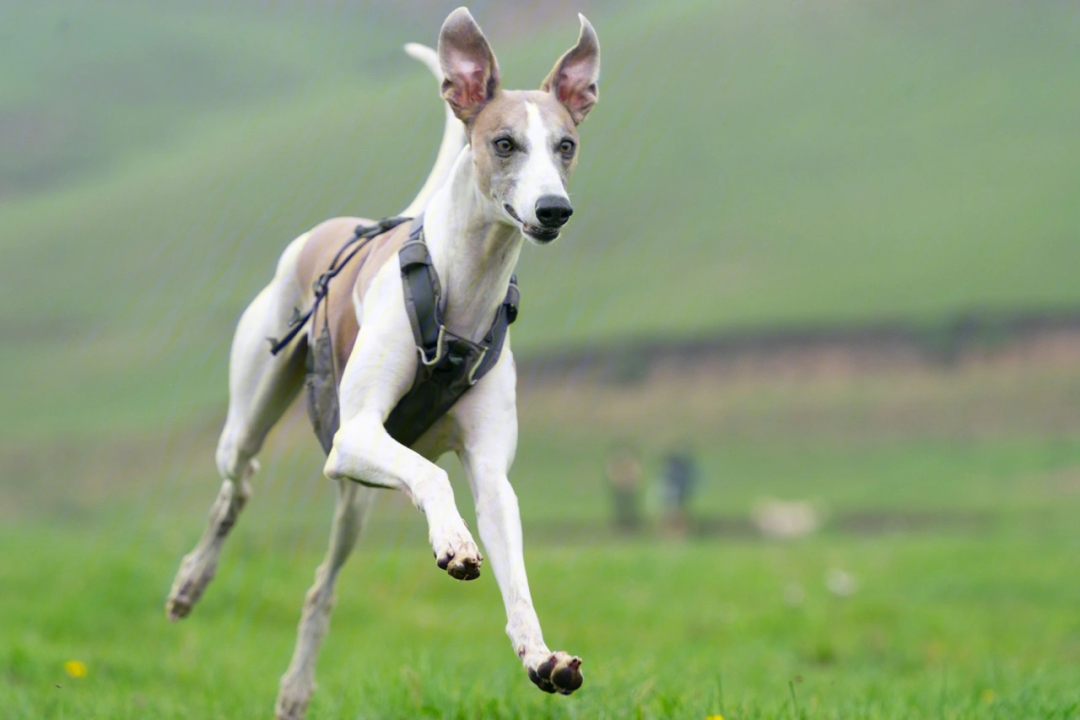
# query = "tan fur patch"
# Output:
<box><xmin>294</xmin><ymin>219</ymin><xmax>412</xmax><ymax>379</ymax></box>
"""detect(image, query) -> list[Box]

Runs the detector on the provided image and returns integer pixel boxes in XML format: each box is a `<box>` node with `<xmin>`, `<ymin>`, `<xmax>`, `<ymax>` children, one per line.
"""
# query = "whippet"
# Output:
<box><xmin>165</xmin><ymin>8</ymin><xmax>600</xmax><ymax>718</ymax></box>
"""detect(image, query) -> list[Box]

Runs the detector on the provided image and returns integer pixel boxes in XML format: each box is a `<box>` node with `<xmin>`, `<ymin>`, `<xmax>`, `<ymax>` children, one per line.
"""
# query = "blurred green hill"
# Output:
<box><xmin>1</xmin><ymin>0</ymin><xmax>1078</xmax><ymax>440</ymax></box>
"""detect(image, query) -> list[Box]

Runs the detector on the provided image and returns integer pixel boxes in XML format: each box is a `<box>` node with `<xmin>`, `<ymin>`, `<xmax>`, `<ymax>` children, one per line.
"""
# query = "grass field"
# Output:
<box><xmin>3</xmin><ymin>525</ymin><xmax>1079</xmax><ymax>719</ymax></box>
<box><xmin>3</xmin><ymin>1</ymin><xmax>1080</xmax><ymax>717</ymax></box>
<box><xmin>4</xmin><ymin>352</ymin><xmax>1080</xmax><ymax>718</ymax></box>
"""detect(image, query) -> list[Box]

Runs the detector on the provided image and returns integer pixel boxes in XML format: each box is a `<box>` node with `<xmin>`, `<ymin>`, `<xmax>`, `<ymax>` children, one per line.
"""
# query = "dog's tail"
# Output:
<box><xmin>399</xmin><ymin>43</ymin><xmax>467</xmax><ymax>218</ymax></box>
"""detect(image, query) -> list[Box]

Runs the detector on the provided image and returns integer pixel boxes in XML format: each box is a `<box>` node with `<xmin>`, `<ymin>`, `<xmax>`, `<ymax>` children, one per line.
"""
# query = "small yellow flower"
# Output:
<box><xmin>981</xmin><ymin>689</ymin><xmax>995</xmax><ymax>704</ymax></box>
<box><xmin>64</xmin><ymin>660</ymin><xmax>87</xmax><ymax>678</ymax></box>
<box><xmin>706</xmin><ymin>715</ymin><xmax>724</xmax><ymax>720</ymax></box>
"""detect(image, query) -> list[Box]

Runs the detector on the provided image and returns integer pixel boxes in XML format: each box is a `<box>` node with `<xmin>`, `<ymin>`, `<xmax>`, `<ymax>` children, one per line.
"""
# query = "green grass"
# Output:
<box><xmin>4</xmin><ymin>357</ymin><xmax>1080</xmax><ymax>718</ymax></box>
<box><xmin>2</xmin><ymin>518</ymin><xmax>1079</xmax><ymax>719</ymax></box>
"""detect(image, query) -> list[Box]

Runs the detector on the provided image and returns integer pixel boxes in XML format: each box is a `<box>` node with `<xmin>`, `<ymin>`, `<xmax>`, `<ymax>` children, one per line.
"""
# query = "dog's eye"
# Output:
<box><xmin>494</xmin><ymin>138</ymin><xmax>514</xmax><ymax>154</ymax></box>
<box><xmin>559</xmin><ymin>139</ymin><xmax>576</xmax><ymax>155</ymax></box>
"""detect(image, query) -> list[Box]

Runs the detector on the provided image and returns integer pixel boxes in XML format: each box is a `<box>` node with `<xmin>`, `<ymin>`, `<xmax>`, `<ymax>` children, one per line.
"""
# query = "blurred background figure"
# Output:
<box><xmin>604</xmin><ymin>443</ymin><xmax>643</xmax><ymax>533</ymax></box>
<box><xmin>658</xmin><ymin>448</ymin><xmax>697</xmax><ymax>537</ymax></box>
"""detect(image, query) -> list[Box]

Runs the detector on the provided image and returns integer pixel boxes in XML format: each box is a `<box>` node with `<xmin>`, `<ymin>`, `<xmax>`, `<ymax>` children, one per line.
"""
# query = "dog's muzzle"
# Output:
<box><xmin>505</xmin><ymin>203</ymin><xmax>563</xmax><ymax>243</ymax></box>
<box><xmin>534</xmin><ymin>195</ymin><xmax>573</xmax><ymax>229</ymax></box>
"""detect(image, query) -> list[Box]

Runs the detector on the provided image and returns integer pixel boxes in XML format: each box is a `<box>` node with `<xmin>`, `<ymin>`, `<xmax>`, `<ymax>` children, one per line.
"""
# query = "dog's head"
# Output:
<box><xmin>438</xmin><ymin>7</ymin><xmax>600</xmax><ymax>244</ymax></box>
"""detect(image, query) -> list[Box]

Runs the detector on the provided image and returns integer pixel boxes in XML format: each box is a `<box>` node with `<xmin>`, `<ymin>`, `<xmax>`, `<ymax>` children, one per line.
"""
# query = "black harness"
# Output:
<box><xmin>271</xmin><ymin>215</ymin><xmax>519</xmax><ymax>454</ymax></box>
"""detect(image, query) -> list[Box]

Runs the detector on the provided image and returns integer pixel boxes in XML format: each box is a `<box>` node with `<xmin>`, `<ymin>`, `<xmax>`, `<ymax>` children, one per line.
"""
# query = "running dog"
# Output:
<box><xmin>166</xmin><ymin>8</ymin><xmax>599</xmax><ymax>718</ymax></box>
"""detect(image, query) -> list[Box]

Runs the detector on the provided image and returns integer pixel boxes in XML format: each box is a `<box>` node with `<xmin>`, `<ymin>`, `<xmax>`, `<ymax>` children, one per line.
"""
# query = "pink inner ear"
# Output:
<box><xmin>449</xmin><ymin>54</ymin><xmax>487</xmax><ymax>105</ymax></box>
<box><xmin>557</xmin><ymin>80</ymin><xmax>575</xmax><ymax>106</ymax></box>
<box><xmin>557</xmin><ymin>64</ymin><xmax>594</xmax><ymax>107</ymax></box>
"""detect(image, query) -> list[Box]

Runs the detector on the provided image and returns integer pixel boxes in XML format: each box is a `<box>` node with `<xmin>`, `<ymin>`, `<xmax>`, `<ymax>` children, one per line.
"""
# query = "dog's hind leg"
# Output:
<box><xmin>166</xmin><ymin>235</ymin><xmax>310</xmax><ymax>621</ymax></box>
<box><xmin>275</xmin><ymin>480</ymin><xmax>375</xmax><ymax>720</ymax></box>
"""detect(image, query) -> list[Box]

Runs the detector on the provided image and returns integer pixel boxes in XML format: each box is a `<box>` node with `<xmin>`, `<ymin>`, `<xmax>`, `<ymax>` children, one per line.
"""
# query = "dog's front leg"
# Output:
<box><xmin>325</xmin><ymin>268</ymin><xmax>482</xmax><ymax>580</ymax></box>
<box><xmin>325</xmin><ymin>414</ymin><xmax>482</xmax><ymax>580</ymax></box>
<box><xmin>454</xmin><ymin>355</ymin><xmax>584</xmax><ymax>695</ymax></box>
<box><xmin>465</xmin><ymin>459</ymin><xmax>583</xmax><ymax>694</ymax></box>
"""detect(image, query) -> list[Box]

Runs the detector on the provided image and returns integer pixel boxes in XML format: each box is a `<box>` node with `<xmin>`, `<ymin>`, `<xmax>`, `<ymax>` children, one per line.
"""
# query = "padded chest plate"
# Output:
<box><xmin>302</xmin><ymin>216</ymin><xmax>518</xmax><ymax>453</ymax></box>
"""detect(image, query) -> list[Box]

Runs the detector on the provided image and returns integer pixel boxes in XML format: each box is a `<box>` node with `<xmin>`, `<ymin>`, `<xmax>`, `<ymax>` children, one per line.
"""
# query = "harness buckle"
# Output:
<box><xmin>312</xmin><ymin>272</ymin><xmax>332</xmax><ymax>296</ymax></box>
<box><xmin>418</xmin><ymin>326</ymin><xmax>447</xmax><ymax>367</ymax></box>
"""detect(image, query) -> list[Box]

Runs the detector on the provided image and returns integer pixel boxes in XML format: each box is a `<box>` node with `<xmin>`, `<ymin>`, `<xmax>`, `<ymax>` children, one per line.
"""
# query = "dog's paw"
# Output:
<box><xmin>527</xmin><ymin>651</ymin><xmax>583</xmax><ymax>695</ymax></box>
<box><xmin>274</xmin><ymin>694</ymin><xmax>310</xmax><ymax>720</ymax></box>
<box><xmin>274</xmin><ymin>671</ymin><xmax>315</xmax><ymax>720</ymax></box>
<box><xmin>431</xmin><ymin>526</ymin><xmax>482</xmax><ymax>580</ymax></box>
<box><xmin>165</xmin><ymin>555</ymin><xmax>216</xmax><ymax>621</ymax></box>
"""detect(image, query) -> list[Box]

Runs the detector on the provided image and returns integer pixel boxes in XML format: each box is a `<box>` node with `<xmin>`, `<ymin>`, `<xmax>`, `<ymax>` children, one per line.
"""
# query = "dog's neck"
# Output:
<box><xmin>423</xmin><ymin>147</ymin><xmax>523</xmax><ymax>344</ymax></box>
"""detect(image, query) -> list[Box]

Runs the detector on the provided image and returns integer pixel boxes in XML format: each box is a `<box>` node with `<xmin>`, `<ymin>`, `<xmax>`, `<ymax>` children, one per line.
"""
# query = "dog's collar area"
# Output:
<box><xmin>382</xmin><ymin>214</ymin><xmax>518</xmax><ymax>448</ymax></box>
<box><xmin>398</xmin><ymin>214</ymin><xmax>518</xmax><ymax>371</ymax></box>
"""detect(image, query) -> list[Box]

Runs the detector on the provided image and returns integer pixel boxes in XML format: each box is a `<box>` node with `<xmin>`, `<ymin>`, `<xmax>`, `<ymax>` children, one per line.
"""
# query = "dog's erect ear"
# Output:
<box><xmin>439</xmin><ymin>7</ymin><xmax>500</xmax><ymax>127</ymax></box>
<box><xmin>541</xmin><ymin>14</ymin><xmax>600</xmax><ymax>125</ymax></box>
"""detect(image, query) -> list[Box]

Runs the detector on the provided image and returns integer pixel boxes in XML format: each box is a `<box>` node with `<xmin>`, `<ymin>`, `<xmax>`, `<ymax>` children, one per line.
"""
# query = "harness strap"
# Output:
<box><xmin>399</xmin><ymin>214</ymin><xmax>442</xmax><ymax>363</ymax></box>
<box><xmin>382</xmin><ymin>215</ymin><xmax>519</xmax><ymax>448</ymax></box>
<box><xmin>267</xmin><ymin>216</ymin><xmax>412</xmax><ymax>356</ymax></box>
<box><xmin>469</xmin><ymin>277</ymin><xmax>517</xmax><ymax>383</ymax></box>
<box><xmin>397</xmin><ymin>215</ymin><xmax>518</xmax><ymax>380</ymax></box>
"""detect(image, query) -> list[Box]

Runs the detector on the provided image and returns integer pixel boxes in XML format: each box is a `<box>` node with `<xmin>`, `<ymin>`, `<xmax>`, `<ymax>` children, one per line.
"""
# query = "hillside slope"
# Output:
<box><xmin>1</xmin><ymin>0</ymin><xmax>1078</xmax><ymax>438</ymax></box>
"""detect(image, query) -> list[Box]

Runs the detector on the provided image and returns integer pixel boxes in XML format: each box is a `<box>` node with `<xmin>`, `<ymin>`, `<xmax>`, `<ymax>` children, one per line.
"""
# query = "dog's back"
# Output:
<box><xmin>294</xmin><ymin>218</ymin><xmax>412</xmax><ymax>379</ymax></box>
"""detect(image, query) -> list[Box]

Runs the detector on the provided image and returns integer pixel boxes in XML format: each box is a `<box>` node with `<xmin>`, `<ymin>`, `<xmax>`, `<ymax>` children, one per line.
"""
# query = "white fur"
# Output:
<box><xmin>511</xmin><ymin>101</ymin><xmax>571</xmax><ymax>226</ymax></box>
<box><xmin>401</xmin><ymin>43</ymin><xmax>467</xmax><ymax>218</ymax></box>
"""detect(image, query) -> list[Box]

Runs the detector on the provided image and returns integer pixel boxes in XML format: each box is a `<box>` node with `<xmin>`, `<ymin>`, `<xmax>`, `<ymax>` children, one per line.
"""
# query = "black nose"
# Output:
<box><xmin>534</xmin><ymin>195</ymin><xmax>573</xmax><ymax>228</ymax></box>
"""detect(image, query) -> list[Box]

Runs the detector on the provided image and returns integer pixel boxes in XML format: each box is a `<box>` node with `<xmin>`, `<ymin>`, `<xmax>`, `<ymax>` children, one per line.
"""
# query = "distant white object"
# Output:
<box><xmin>826</xmin><ymin>568</ymin><xmax>858</xmax><ymax>597</ymax></box>
<box><xmin>752</xmin><ymin>498</ymin><xmax>822</xmax><ymax>539</ymax></box>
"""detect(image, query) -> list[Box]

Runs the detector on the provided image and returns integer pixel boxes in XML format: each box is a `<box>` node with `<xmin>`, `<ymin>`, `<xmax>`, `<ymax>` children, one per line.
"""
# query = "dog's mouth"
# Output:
<box><xmin>504</xmin><ymin>204</ymin><xmax>560</xmax><ymax>244</ymax></box>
